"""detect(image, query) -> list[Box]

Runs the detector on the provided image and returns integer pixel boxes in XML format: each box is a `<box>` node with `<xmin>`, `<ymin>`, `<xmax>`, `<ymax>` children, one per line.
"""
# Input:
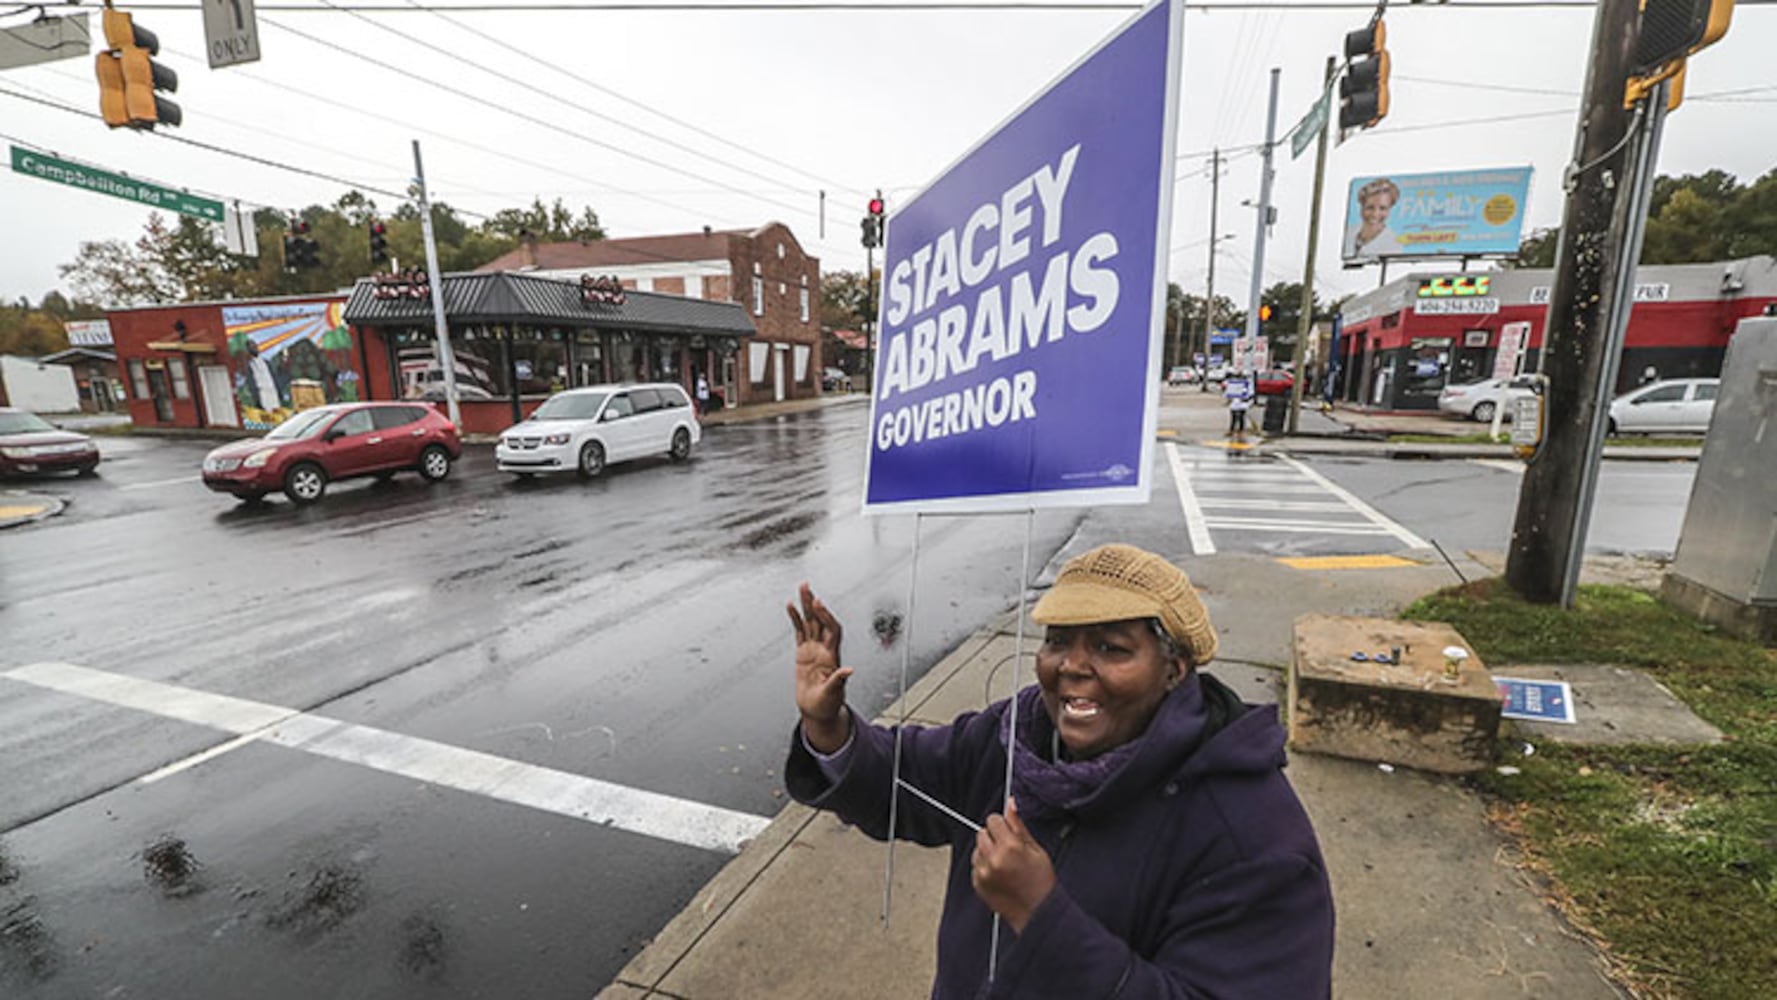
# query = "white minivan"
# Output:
<box><xmin>495</xmin><ymin>383</ymin><xmax>700</xmax><ymax>479</ymax></box>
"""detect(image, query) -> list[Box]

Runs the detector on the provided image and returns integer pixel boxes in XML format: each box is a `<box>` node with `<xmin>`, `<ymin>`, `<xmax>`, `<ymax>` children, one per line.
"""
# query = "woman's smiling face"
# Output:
<box><xmin>1035</xmin><ymin>620</ymin><xmax>1183</xmax><ymax>759</ymax></box>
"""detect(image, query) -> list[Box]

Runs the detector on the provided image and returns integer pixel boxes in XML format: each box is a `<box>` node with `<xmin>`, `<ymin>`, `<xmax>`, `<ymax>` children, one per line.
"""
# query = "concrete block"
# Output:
<box><xmin>1288</xmin><ymin>615</ymin><xmax>1500</xmax><ymax>774</ymax></box>
<box><xmin>1661</xmin><ymin>572</ymin><xmax>1777</xmax><ymax>645</ymax></box>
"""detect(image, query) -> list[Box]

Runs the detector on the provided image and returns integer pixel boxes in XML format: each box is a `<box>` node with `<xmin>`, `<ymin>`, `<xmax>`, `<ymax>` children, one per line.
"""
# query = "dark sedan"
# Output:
<box><xmin>0</xmin><ymin>407</ymin><xmax>100</xmax><ymax>477</ymax></box>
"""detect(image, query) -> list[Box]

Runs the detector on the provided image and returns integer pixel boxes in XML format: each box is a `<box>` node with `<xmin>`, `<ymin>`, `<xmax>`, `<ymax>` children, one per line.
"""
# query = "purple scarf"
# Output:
<box><xmin>997</xmin><ymin>686</ymin><xmax>1150</xmax><ymax>822</ymax></box>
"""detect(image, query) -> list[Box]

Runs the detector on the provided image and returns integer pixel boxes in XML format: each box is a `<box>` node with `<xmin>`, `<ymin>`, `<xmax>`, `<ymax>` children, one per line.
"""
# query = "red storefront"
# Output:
<box><xmin>108</xmin><ymin>296</ymin><xmax>363</xmax><ymax>431</ymax></box>
<box><xmin>1334</xmin><ymin>256</ymin><xmax>1777</xmax><ymax>410</ymax></box>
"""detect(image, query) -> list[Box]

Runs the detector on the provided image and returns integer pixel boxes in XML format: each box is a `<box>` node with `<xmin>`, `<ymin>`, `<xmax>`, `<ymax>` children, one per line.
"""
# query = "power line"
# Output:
<box><xmin>52</xmin><ymin>0</ymin><xmax>1773</xmax><ymax>10</ymax></box>
<box><xmin>393</xmin><ymin>0</ymin><xmax>863</xmax><ymax>198</ymax></box>
<box><xmin>258</xmin><ymin>15</ymin><xmax>818</xmax><ymax>229</ymax></box>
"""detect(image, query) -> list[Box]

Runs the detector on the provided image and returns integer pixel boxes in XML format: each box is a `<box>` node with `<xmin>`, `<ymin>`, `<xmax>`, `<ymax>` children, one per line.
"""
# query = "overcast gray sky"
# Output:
<box><xmin>2</xmin><ymin>1</ymin><xmax>1773</xmax><ymax>311</ymax></box>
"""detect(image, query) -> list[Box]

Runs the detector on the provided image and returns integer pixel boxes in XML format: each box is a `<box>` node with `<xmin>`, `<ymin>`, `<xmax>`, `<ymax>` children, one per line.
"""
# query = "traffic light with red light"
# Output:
<box><xmin>96</xmin><ymin>8</ymin><xmax>180</xmax><ymax>129</ymax></box>
<box><xmin>284</xmin><ymin>219</ymin><xmax>320</xmax><ymax>271</ymax></box>
<box><xmin>862</xmin><ymin>191</ymin><xmax>886</xmax><ymax>249</ymax></box>
<box><xmin>1339</xmin><ymin>17</ymin><xmax>1389</xmax><ymax>131</ymax></box>
<box><xmin>369</xmin><ymin>221</ymin><xmax>390</xmax><ymax>265</ymax></box>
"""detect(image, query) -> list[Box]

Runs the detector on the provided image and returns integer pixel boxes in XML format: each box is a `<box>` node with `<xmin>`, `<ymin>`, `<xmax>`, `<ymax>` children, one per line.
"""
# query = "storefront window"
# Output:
<box><xmin>128</xmin><ymin>359</ymin><xmax>149</xmax><ymax>398</ymax></box>
<box><xmin>446</xmin><ymin>328</ymin><xmax>507</xmax><ymax>399</ymax></box>
<box><xmin>508</xmin><ymin>328</ymin><xmax>568</xmax><ymax>396</ymax></box>
<box><xmin>168</xmin><ymin>358</ymin><xmax>191</xmax><ymax>399</ymax></box>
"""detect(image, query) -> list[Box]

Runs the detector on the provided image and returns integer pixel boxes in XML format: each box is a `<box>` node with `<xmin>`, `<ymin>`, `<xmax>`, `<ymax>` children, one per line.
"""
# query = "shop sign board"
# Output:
<box><xmin>1493</xmin><ymin>321</ymin><xmax>1530</xmax><ymax>380</ymax></box>
<box><xmin>863</xmin><ymin>0</ymin><xmax>1183</xmax><ymax>514</ymax></box>
<box><xmin>1414</xmin><ymin>298</ymin><xmax>1500</xmax><ymax>316</ymax></box>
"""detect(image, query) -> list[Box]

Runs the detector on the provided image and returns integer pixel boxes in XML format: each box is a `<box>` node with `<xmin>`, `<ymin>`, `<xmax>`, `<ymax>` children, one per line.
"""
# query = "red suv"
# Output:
<box><xmin>202</xmin><ymin>402</ymin><xmax>461</xmax><ymax>505</ymax></box>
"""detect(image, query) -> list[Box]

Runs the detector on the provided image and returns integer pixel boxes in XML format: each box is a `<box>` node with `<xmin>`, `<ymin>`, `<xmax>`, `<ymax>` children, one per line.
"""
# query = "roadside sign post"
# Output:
<box><xmin>862</xmin><ymin>0</ymin><xmax>1183</xmax><ymax>514</ymax></box>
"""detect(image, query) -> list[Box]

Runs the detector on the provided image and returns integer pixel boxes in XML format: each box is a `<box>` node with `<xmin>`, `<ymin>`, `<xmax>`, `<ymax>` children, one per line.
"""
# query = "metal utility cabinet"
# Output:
<box><xmin>1662</xmin><ymin>316</ymin><xmax>1777</xmax><ymax>642</ymax></box>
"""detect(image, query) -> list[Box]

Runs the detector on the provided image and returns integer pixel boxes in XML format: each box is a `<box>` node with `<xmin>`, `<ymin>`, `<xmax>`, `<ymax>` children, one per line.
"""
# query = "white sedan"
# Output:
<box><xmin>1437</xmin><ymin>376</ymin><xmax>1537</xmax><ymax>422</ymax></box>
<box><xmin>1607</xmin><ymin>378</ymin><xmax>1719</xmax><ymax>435</ymax></box>
<box><xmin>495</xmin><ymin>383</ymin><xmax>700</xmax><ymax>479</ymax></box>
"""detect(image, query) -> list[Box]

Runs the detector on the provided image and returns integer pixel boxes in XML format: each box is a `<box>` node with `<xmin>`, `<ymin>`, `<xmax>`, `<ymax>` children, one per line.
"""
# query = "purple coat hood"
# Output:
<box><xmin>786</xmin><ymin>671</ymin><xmax>1335</xmax><ymax>998</ymax></box>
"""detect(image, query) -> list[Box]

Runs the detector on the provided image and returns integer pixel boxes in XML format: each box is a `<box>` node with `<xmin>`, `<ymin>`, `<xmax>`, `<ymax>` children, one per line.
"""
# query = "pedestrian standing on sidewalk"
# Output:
<box><xmin>1224</xmin><ymin>374</ymin><xmax>1254</xmax><ymax>435</ymax></box>
<box><xmin>784</xmin><ymin>544</ymin><xmax>1335</xmax><ymax>998</ymax></box>
<box><xmin>695</xmin><ymin>371</ymin><xmax>712</xmax><ymax>415</ymax></box>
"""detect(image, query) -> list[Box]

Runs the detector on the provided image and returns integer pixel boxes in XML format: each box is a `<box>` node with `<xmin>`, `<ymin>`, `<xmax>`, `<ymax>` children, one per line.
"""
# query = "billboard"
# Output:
<box><xmin>222</xmin><ymin>301</ymin><xmax>362</xmax><ymax>429</ymax></box>
<box><xmin>1342</xmin><ymin>167</ymin><xmax>1533</xmax><ymax>263</ymax></box>
<box><xmin>863</xmin><ymin>0</ymin><xmax>1182</xmax><ymax>514</ymax></box>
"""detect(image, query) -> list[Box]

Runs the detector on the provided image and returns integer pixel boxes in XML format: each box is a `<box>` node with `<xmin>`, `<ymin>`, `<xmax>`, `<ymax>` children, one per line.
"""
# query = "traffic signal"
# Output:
<box><xmin>1626</xmin><ymin>0</ymin><xmax>1733</xmax><ymax>108</ymax></box>
<box><xmin>1339</xmin><ymin>17</ymin><xmax>1389</xmax><ymax>131</ymax></box>
<box><xmin>284</xmin><ymin>219</ymin><xmax>320</xmax><ymax>271</ymax></box>
<box><xmin>96</xmin><ymin>8</ymin><xmax>180</xmax><ymax>130</ymax></box>
<box><xmin>1259</xmin><ymin>304</ymin><xmax>1274</xmax><ymax>324</ymax></box>
<box><xmin>369</xmin><ymin>221</ymin><xmax>390</xmax><ymax>265</ymax></box>
<box><xmin>862</xmin><ymin>192</ymin><xmax>886</xmax><ymax>249</ymax></box>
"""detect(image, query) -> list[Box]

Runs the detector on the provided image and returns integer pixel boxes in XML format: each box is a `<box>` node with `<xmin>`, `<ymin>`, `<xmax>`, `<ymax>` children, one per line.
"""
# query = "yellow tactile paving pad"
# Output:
<box><xmin>1277</xmin><ymin>554</ymin><xmax>1418</xmax><ymax>571</ymax></box>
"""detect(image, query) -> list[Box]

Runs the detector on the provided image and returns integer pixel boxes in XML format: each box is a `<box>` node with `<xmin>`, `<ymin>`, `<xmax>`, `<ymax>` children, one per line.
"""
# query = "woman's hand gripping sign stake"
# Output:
<box><xmin>970</xmin><ymin>797</ymin><xmax>1056</xmax><ymax>933</ymax></box>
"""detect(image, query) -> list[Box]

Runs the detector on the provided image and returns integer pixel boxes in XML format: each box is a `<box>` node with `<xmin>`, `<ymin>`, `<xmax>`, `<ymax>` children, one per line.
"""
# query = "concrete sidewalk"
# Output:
<box><xmin>602</xmin><ymin>548</ymin><xmax>1626</xmax><ymax>999</ymax></box>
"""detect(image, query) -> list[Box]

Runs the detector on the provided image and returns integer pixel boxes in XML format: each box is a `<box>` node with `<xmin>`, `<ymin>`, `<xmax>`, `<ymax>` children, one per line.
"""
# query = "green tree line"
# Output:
<box><xmin>1514</xmin><ymin>167</ymin><xmax>1777</xmax><ymax>267</ymax></box>
<box><xmin>54</xmin><ymin>193</ymin><xmax>605</xmax><ymax>309</ymax></box>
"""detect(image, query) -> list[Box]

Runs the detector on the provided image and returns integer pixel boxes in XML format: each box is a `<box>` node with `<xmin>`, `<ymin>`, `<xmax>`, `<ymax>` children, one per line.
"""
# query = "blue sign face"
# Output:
<box><xmin>863</xmin><ymin>0</ymin><xmax>1182</xmax><ymax>514</ymax></box>
<box><xmin>1342</xmin><ymin>167</ymin><xmax>1534</xmax><ymax>262</ymax></box>
<box><xmin>1495</xmin><ymin>677</ymin><xmax>1576</xmax><ymax>724</ymax></box>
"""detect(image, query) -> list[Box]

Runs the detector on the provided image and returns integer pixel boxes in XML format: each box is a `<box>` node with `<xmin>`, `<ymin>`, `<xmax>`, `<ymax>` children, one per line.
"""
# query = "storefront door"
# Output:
<box><xmin>199</xmin><ymin>365</ymin><xmax>239</xmax><ymax>427</ymax></box>
<box><xmin>146</xmin><ymin>368</ymin><xmax>174</xmax><ymax>423</ymax></box>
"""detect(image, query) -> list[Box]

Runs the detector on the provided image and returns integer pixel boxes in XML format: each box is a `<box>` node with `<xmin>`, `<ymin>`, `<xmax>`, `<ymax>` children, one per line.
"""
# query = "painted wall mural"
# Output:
<box><xmin>223</xmin><ymin>301</ymin><xmax>361</xmax><ymax>429</ymax></box>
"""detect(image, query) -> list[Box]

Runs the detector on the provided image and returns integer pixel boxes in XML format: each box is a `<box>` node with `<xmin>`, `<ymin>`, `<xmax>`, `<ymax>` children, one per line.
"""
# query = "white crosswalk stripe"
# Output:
<box><xmin>1165</xmin><ymin>443</ymin><xmax>1428</xmax><ymax>554</ymax></box>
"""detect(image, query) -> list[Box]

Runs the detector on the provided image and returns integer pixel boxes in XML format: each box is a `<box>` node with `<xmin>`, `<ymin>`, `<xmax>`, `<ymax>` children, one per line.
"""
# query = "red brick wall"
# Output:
<box><xmin>725</xmin><ymin>223</ymin><xmax>822</xmax><ymax>405</ymax></box>
<box><xmin>653</xmin><ymin>276</ymin><xmax>686</xmax><ymax>295</ymax></box>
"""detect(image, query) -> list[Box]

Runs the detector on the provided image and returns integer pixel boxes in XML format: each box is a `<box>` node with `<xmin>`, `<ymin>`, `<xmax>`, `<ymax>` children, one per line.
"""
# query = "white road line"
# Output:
<box><xmin>1468</xmin><ymin>459</ymin><xmax>1526</xmax><ymax>475</ymax></box>
<box><xmin>1164</xmin><ymin>443</ymin><xmax>1216</xmax><ymax>555</ymax></box>
<box><xmin>120</xmin><ymin>476</ymin><xmax>199</xmax><ymax>491</ymax></box>
<box><xmin>3</xmin><ymin>662</ymin><xmax>770</xmax><ymax>855</ymax></box>
<box><xmin>1202</xmin><ymin>521</ymin><xmax>1399</xmax><ymax>536</ymax></box>
<box><xmin>1277</xmin><ymin>456</ymin><xmax>1430</xmax><ymax>550</ymax></box>
<box><xmin>1195</xmin><ymin>499</ymin><xmax>1352</xmax><ymax>511</ymax></box>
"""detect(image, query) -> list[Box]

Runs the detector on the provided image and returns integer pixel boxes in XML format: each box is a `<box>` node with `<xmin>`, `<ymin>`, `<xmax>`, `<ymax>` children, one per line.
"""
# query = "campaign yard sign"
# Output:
<box><xmin>863</xmin><ymin>0</ymin><xmax>1182</xmax><ymax>514</ymax></box>
<box><xmin>1495</xmin><ymin>677</ymin><xmax>1577</xmax><ymax>724</ymax></box>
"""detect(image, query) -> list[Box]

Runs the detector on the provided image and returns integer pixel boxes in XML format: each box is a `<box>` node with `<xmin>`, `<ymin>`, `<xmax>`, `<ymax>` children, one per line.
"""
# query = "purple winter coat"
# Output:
<box><xmin>785</xmin><ymin>671</ymin><xmax>1335</xmax><ymax>999</ymax></box>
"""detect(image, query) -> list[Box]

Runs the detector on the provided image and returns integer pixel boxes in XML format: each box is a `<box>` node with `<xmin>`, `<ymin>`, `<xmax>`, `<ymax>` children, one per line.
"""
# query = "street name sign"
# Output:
<box><xmin>1290</xmin><ymin>89</ymin><xmax>1328</xmax><ymax>161</ymax></box>
<box><xmin>863</xmin><ymin>0</ymin><xmax>1183</xmax><ymax>514</ymax></box>
<box><xmin>10</xmin><ymin>146</ymin><xmax>224</xmax><ymax>222</ymax></box>
<box><xmin>0</xmin><ymin>14</ymin><xmax>87</xmax><ymax>70</ymax></box>
<box><xmin>204</xmin><ymin>0</ymin><xmax>261</xmax><ymax>68</ymax></box>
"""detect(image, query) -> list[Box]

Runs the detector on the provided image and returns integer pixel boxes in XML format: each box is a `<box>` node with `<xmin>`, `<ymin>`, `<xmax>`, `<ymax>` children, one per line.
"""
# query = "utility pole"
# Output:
<box><xmin>1243</xmin><ymin>68</ymin><xmax>1281</xmax><ymax>373</ymax></box>
<box><xmin>1287</xmin><ymin>57</ymin><xmax>1336</xmax><ymax>434</ymax></box>
<box><xmin>1504</xmin><ymin>0</ymin><xmax>1649</xmax><ymax>606</ymax></box>
<box><xmin>412</xmin><ymin>140</ymin><xmax>461</xmax><ymax>429</ymax></box>
<box><xmin>1200</xmin><ymin>147</ymin><xmax>1221</xmax><ymax>391</ymax></box>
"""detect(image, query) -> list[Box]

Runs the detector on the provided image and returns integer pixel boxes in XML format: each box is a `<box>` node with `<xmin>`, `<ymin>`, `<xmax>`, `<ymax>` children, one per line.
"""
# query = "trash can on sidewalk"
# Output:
<box><xmin>1262</xmin><ymin>394</ymin><xmax>1288</xmax><ymax>433</ymax></box>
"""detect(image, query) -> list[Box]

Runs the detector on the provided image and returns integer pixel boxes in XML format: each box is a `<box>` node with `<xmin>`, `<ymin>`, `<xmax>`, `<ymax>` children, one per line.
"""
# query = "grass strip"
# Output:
<box><xmin>1403</xmin><ymin>580</ymin><xmax>1777</xmax><ymax>999</ymax></box>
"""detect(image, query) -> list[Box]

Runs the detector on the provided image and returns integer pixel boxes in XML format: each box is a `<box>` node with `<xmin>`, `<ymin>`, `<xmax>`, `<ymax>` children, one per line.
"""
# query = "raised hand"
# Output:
<box><xmin>970</xmin><ymin>798</ymin><xmax>1056</xmax><ymax>933</ymax></box>
<box><xmin>787</xmin><ymin>582</ymin><xmax>852</xmax><ymax>753</ymax></box>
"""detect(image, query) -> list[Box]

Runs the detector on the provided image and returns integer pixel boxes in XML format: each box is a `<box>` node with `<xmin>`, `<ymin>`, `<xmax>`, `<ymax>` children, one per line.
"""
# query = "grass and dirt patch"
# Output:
<box><xmin>1403</xmin><ymin>580</ymin><xmax>1777</xmax><ymax>999</ymax></box>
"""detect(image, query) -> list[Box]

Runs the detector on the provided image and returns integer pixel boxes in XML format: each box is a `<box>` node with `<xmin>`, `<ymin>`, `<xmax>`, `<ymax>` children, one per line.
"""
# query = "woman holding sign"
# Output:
<box><xmin>785</xmin><ymin>544</ymin><xmax>1334</xmax><ymax>998</ymax></box>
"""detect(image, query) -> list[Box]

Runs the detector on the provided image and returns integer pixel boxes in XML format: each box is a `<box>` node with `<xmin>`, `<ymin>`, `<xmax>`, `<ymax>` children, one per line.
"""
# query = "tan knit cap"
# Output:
<box><xmin>1031</xmin><ymin>544</ymin><xmax>1217</xmax><ymax>665</ymax></box>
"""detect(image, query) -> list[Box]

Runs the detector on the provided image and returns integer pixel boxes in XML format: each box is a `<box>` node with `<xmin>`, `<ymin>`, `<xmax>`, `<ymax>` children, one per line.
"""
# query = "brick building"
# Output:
<box><xmin>477</xmin><ymin>223</ymin><xmax>821</xmax><ymax>407</ymax></box>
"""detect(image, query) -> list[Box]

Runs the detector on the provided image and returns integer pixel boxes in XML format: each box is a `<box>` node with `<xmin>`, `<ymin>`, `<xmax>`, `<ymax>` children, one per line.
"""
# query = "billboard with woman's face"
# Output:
<box><xmin>1342</xmin><ymin>167</ymin><xmax>1533</xmax><ymax>263</ymax></box>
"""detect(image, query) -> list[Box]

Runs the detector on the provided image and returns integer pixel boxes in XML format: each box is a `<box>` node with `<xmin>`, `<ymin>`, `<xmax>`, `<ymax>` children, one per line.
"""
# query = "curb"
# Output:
<box><xmin>0</xmin><ymin>491</ymin><xmax>66</xmax><ymax>529</ymax></box>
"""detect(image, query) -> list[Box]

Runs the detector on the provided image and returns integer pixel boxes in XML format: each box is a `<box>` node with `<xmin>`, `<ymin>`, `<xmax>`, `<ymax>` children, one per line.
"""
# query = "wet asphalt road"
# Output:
<box><xmin>0</xmin><ymin>404</ymin><xmax>1697</xmax><ymax>997</ymax></box>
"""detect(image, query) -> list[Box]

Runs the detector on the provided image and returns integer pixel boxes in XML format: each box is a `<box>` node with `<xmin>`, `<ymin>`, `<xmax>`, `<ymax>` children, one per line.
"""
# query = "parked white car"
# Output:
<box><xmin>1608</xmin><ymin>378</ymin><xmax>1719</xmax><ymax>435</ymax></box>
<box><xmin>1437</xmin><ymin>376</ymin><xmax>1537</xmax><ymax>422</ymax></box>
<box><xmin>495</xmin><ymin>383</ymin><xmax>700</xmax><ymax>479</ymax></box>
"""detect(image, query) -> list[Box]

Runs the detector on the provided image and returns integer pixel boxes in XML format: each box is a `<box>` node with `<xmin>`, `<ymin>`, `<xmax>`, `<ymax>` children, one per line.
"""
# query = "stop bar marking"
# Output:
<box><xmin>3</xmin><ymin>662</ymin><xmax>771</xmax><ymax>856</ymax></box>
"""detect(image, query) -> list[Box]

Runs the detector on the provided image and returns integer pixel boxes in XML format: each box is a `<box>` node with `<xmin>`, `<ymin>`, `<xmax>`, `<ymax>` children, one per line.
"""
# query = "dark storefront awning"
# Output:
<box><xmin>342</xmin><ymin>270</ymin><xmax>757</xmax><ymax>339</ymax></box>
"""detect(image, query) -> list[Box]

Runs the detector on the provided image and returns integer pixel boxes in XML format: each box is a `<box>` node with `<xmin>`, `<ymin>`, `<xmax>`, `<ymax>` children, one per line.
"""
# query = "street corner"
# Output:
<box><xmin>0</xmin><ymin>491</ymin><xmax>66</xmax><ymax>528</ymax></box>
<box><xmin>1274</xmin><ymin>554</ymin><xmax>1422</xmax><ymax>571</ymax></box>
